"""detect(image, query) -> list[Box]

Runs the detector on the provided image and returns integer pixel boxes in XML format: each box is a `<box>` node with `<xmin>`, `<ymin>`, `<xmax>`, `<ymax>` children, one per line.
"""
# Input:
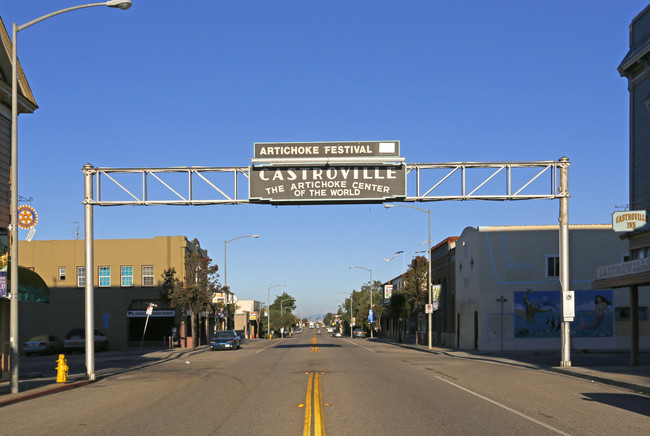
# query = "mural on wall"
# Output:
<box><xmin>514</xmin><ymin>289</ymin><xmax>613</xmax><ymax>338</ymax></box>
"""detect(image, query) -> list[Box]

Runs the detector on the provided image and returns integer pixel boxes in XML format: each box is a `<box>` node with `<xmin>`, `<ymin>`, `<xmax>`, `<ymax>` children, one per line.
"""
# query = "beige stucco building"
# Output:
<box><xmin>17</xmin><ymin>236</ymin><xmax>207</xmax><ymax>351</ymax></box>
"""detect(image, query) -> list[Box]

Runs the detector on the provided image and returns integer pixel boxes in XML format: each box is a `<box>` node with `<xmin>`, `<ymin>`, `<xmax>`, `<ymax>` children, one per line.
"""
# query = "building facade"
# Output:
<box><xmin>430</xmin><ymin>237</ymin><xmax>457</xmax><ymax>347</ymax></box>
<box><xmin>456</xmin><ymin>225</ymin><xmax>648</xmax><ymax>352</ymax></box>
<box><xmin>17</xmin><ymin>236</ymin><xmax>208</xmax><ymax>350</ymax></box>
<box><xmin>234</xmin><ymin>299</ymin><xmax>262</xmax><ymax>339</ymax></box>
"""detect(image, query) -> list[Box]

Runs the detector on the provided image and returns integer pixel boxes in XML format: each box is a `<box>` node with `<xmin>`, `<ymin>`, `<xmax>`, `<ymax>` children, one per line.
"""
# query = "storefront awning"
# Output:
<box><xmin>2</xmin><ymin>262</ymin><xmax>51</xmax><ymax>303</ymax></box>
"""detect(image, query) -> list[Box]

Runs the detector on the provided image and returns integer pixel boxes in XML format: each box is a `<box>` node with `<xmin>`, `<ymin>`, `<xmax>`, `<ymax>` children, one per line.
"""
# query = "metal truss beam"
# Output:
<box><xmin>83</xmin><ymin>159</ymin><xmax>569</xmax><ymax>206</ymax></box>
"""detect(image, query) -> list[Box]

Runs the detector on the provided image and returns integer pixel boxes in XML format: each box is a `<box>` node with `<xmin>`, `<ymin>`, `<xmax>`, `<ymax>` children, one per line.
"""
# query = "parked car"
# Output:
<box><xmin>332</xmin><ymin>331</ymin><xmax>343</xmax><ymax>338</ymax></box>
<box><xmin>64</xmin><ymin>328</ymin><xmax>109</xmax><ymax>353</ymax></box>
<box><xmin>353</xmin><ymin>328</ymin><xmax>368</xmax><ymax>338</ymax></box>
<box><xmin>210</xmin><ymin>330</ymin><xmax>241</xmax><ymax>350</ymax></box>
<box><xmin>23</xmin><ymin>335</ymin><xmax>64</xmax><ymax>356</ymax></box>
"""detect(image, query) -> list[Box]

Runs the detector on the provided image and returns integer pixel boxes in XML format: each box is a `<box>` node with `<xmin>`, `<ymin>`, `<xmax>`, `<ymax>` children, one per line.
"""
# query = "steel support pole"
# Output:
<box><xmin>427</xmin><ymin>209</ymin><xmax>432</xmax><ymax>350</ymax></box>
<box><xmin>369</xmin><ymin>269</ymin><xmax>373</xmax><ymax>339</ymax></box>
<box><xmin>559</xmin><ymin>157</ymin><xmax>571</xmax><ymax>367</ymax></box>
<box><xmin>350</xmin><ymin>293</ymin><xmax>353</xmax><ymax>338</ymax></box>
<box><xmin>84</xmin><ymin>164</ymin><xmax>96</xmax><ymax>379</ymax></box>
<box><xmin>9</xmin><ymin>22</ymin><xmax>19</xmax><ymax>394</ymax></box>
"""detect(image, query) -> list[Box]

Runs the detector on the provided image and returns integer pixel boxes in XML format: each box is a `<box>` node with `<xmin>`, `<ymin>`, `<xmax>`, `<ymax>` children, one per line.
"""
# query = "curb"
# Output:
<box><xmin>550</xmin><ymin>367</ymin><xmax>650</xmax><ymax>395</ymax></box>
<box><xmin>0</xmin><ymin>379</ymin><xmax>93</xmax><ymax>408</ymax></box>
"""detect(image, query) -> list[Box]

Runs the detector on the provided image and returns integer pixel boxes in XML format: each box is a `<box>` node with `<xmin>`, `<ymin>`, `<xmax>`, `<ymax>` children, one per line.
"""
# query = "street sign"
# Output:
<box><xmin>384</xmin><ymin>284</ymin><xmax>393</xmax><ymax>299</ymax></box>
<box><xmin>254</xmin><ymin>141</ymin><xmax>400</xmax><ymax>160</ymax></box>
<box><xmin>612</xmin><ymin>210</ymin><xmax>647</xmax><ymax>232</ymax></box>
<box><xmin>431</xmin><ymin>284</ymin><xmax>441</xmax><ymax>301</ymax></box>
<box><xmin>426</xmin><ymin>304</ymin><xmax>433</xmax><ymax>314</ymax></box>
<box><xmin>17</xmin><ymin>205</ymin><xmax>38</xmax><ymax>229</ymax></box>
<box><xmin>146</xmin><ymin>305</ymin><xmax>153</xmax><ymax>316</ymax></box>
<box><xmin>249</xmin><ymin>165</ymin><xmax>406</xmax><ymax>204</ymax></box>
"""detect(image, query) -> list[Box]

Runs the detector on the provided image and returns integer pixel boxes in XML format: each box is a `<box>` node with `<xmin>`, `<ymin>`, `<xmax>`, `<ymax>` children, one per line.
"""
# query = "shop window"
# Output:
<box><xmin>121</xmin><ymin>266</ymin><xmax>133</xmax><ymax>287</ymax></box>
<box><xmin>615</xmin><ymin>307</ymin><xmax>648</xmax><ymax>321</ymax></box>
<box><xmin>58</xmin><ymin>266</ymin><xmax>66</xmax><ymax>281</ymax></box>
<box><xmin>545</xmin><ymin>255</ymin><xmax>559</xmax><ymax>279</ymax></box>
<box><xmin>98</xmin><ymin>266</ymin><xmax>111</xmax><ymax>287</ymax></box>
<box><xmin>142</xmin><ymin>265</ymin><xmax>154</xmax><ymax>287</ymax></box>
<box><xmin>77</xmin><ymin>267</ymin><xmax>85</xmax><ymax>288</ymax></box>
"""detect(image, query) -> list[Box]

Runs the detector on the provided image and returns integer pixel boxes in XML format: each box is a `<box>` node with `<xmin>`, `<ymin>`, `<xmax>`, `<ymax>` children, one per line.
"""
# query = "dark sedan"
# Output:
<box><xmin>210</xmin><ymin>330</ymin><xmax>241</xmax><ymax>350</ymax></box>
<box><xmin>353</xmin><ymin>328</ymin><xmax>368</xmax><ymax>338</ymax></box>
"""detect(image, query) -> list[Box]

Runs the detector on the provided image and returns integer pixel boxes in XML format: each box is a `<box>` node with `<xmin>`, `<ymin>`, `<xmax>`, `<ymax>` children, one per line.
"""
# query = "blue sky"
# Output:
<box><xmin>1</xmin><ymin>1</ymin><xmax>646</xmax><ymax>317</ymax></box>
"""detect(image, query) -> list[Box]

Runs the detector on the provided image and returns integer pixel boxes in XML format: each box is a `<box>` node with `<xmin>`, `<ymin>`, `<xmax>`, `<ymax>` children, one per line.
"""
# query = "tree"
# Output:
<box><xmin>269</xmin><ymin>292</ymin><xmax>296</xmax><ymax>333</ymax></box>
<box><xmin>402</xmin><ymin>255</ymin><xmax>428</xmax><ymax>315</ymax></box>
<box><xmin>162</xmin><ymin>253</ymin><xmax>220</xmax><ymax>348</ymax></box>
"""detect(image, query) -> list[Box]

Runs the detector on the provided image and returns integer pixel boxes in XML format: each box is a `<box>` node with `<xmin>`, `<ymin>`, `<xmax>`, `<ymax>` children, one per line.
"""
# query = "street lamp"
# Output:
<box><xmin>349</xmin><ymin>266</ymin><xmax>374</xmax><ymax>338</ymax></box>
<box><xmin>385</xmin><ymin>204</ymin><xmax>432</xmax><ymax>350</ymax></box>
<box><xmin>224</xmin><ymin>234</ymin><xmax>259</xmax><ymax>292</ymax></box>
<box><xmin>9</xmin><ymin>0</ymin><xmax>131</xmax><ymax>393</ymax></box>
<box><xmin>384</xmin><ymin>250</ymin><xmax>406</xmax><ymax>273</ymax></box>
<box><xmin>223</xmin><ymin>234</ymin><xmax>258</xmax><ymax>330</ymax></box>
<box><xmin>267</xmin><ymin>283</ymin><xmax>285</xmax><ymax>339</ymax></box>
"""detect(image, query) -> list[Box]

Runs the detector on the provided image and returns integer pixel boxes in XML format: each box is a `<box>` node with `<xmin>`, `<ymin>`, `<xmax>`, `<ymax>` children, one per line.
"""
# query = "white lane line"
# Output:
<box><xmin>342</xmin><ymin>338</ymin><xmax>376</xmax><ymax>352</ymax></box>
<box><xmin>435</xmin><ymin>376</ymin><xmax>571</xmax><ymax>436</ymax></box>
<box><xmin>255</xmin><ymin>339</ymin><xmax>286</xmax><ymax>353</ymax></box>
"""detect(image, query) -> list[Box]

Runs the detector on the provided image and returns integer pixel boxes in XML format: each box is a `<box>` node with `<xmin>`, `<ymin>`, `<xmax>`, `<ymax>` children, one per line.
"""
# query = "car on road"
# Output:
<box><xmin>23</xmin><ymin>335</ymin><xmax>64</xmax><ymax>356</ymax></box>
<box><xmin>332</xmin><ymin>331</ymin><xmax>343</xmax><ymax>337</ymax></box>
<box><xmin>353</xmin><ymin>328</ymin><xmax>368</xmax><ymax>338</ymax></box>
<box><xmin>64</xmin><ymin>328</ymin><xmax>108</xmax><ymax>353</ymax></box>
<box><xmin>210</xmin><ymin>330</ymin><xmax>241</xmax><ymax>350</ymax></box>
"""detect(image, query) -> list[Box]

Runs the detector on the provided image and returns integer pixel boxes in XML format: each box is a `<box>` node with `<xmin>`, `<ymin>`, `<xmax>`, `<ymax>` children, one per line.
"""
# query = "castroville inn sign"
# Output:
<box><xmin>249</xmin><ymin>141</ymin><xmax>406</xmax><ymax>203</ymax></box>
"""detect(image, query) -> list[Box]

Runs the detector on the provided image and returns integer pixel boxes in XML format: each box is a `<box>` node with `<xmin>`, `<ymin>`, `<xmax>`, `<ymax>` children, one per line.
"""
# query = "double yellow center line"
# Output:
<box><xmin>310</xmin><ymin>334</ymin><xmax>320</xmax><ymax>352</ymax></box>
<box><xmin>303</xmin><ymin>372</ymin><xmax>325</xmax><ymax>436</ymax></box>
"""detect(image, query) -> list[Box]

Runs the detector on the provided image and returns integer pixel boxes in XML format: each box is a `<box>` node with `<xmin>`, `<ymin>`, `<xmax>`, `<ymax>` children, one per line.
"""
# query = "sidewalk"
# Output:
<box><xmin>378</xmin><ymin>339</ymin><xmax>650</xmax><ymax>395</ymax></box>
<box><xmin>0</xmin><ymin>346</ymin><xmax>205</xmax><ymax>408</ymax></box>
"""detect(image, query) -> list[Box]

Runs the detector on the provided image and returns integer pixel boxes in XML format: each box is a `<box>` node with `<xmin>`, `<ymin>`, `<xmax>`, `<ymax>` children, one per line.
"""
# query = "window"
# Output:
<box><xmin>142</xmin><ymin>266</ymin><xmax>154</xmax><ymax>287</ymax></box>
<box><xmin>631</xmin><ymin>247</ymin><xmax>649</xmax><ymax>260</ymax></box>
<box><xmin>121</xmin><ymin>266</ymin><xmax>133</xmax><ymax>287</ymax></box>
<box><xmin>77</xmin><ymin>267</ymin><xmax>85</xmax><ymax>288</ymax></box>
<box><xmin>98</xmin><ymin>266</ymin><xmax>111</xmax><ymax>287</ymax></box>
<box><xmin>545</xmin><ymin>255</ymin><xmax>559</xmax><ymax>279</ymax></box>
<box><xmin>58</xmin><ymin>267</ymin><xmax>66</xmax><ymax>281</ymax></box>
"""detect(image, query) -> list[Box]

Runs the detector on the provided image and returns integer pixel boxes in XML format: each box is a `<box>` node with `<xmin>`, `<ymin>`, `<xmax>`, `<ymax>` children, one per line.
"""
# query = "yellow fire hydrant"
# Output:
<box><xmin>55</xmin><ymin>354</ymin><xmax>68</xmax><ymax>383</ymax></box>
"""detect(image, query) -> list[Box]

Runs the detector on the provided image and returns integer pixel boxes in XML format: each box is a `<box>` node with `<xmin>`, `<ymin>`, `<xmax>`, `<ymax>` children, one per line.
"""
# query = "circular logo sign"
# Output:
<box><xmin>17</xmin><ymin>205</ymin><xmax>38</xmax><ymax>229</ymax></box>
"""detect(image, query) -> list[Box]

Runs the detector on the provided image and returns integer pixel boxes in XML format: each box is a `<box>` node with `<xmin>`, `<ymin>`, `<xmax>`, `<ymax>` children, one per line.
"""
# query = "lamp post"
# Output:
<box><xmin>222</xmin><ymin>234</ymin><xmax>258</xmax><ymax>331</ymax></box>
<box><xmin>267</xmin><ymin>283</ymin><xmax>285</xmax><ymax>339</ymax></box>
<box><xmin>349</xmin><ymin>266</ymin><xmax>373</xmax><ymax>338</ymax></box>
<box><xmin>385</xmin><ymin>204</ymin><xmax>432</xmax><ymax>350</ymax></box>
<box><xmin>9</xmin><ymin>0</ymin><xmax>131</xmax><ymax>393</ymax></box>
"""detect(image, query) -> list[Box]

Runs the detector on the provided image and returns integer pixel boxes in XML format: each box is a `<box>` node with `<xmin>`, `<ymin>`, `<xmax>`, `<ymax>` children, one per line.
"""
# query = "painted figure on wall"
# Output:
<box><xmin>515</xmin><ymin>290</ymin><xmax>562</xmax><ymax>338</ymax></box>
<box><xmin>574</xmin><ymin>293</ymin><xmax>613</xmax><ymax>337</ymax></box>
<box><xmin>514</xmin><ymin>290</ymin><xmax>613</xmax><ymax>338</ymax></box>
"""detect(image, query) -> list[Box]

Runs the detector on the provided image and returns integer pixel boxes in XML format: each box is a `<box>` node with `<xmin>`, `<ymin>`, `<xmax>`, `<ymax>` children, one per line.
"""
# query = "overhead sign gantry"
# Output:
<box><xmin>80</xmin><ymin>143</ymin><xmax>574</xmax><ymax>382</ymax></box>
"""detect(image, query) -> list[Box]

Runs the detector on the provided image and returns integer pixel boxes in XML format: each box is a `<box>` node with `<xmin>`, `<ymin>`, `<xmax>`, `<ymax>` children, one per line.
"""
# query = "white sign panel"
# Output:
<box><xmin>384</xmin><ymin>284</ymin><xmax>393</xmax><ymax>299</ymax></box>
<box><xmin>612</xmin><ymin>210</ymin><xmax>647</xmax><ymax>232</ymax></box>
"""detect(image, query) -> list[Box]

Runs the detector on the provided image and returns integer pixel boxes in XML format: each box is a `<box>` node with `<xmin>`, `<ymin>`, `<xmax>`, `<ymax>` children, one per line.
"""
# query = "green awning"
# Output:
<box><xmin>4</xmin><ymin>262</ymin><xmax>50</xmax><ymax>303</ymax></box>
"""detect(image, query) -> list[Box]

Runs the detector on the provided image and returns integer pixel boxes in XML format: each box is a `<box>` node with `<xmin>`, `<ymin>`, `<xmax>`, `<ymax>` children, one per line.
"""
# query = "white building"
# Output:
<box><xmin>455</xmin><ymin>224</ymin><xmax>648</xmax><ymax>352</ymax></box>
<box><xmin>234</xmin><ymin>299</ymin><xmax>262</xmax><ymax>339</ymax></box>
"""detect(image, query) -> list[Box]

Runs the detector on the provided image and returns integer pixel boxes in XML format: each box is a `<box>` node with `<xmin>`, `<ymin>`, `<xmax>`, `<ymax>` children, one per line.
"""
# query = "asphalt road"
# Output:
<box><xmin>1</xmin><ymin>331</ymin><xmax>649</xmax><ymax>435</ymax></box>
